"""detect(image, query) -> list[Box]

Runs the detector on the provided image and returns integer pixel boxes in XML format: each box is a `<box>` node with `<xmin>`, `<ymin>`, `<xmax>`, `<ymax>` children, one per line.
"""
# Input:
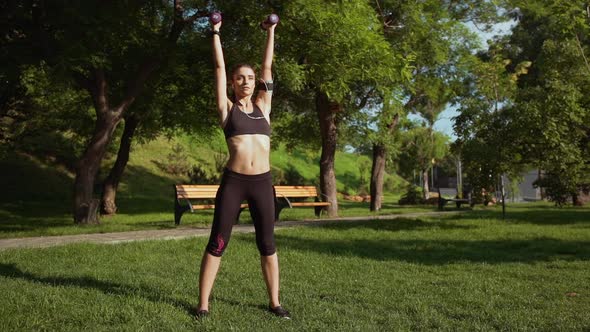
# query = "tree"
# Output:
<box><xmin>3</xmin><ymin>1</ymin><xmax>212</xmax><ymax>223</ymax></box>
<box><xmin>100</xmin><ymin>33</ymin><xmax>217</xmax><ymax>215</ymax></box>
<box><xmin>364</xmin><ymin>0</ymin><xmax>496</xmax><ymax>210</ymax></box>
<box><xmin>397</xmin><ymin>123</ymin><xmax>450</xmax><ymax>200</ymax></box>
<box><xmin>503</xmin><ymin>1</ymin><xmax>590</xmax><ymax>205</ymax></box>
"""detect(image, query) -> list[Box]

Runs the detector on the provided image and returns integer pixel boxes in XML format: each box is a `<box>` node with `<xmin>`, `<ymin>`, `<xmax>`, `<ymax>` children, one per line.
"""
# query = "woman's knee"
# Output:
<box><xmin>257</xmin><ymin>237</ymin><xmax>276</xmax><ymax>256</ymax></box>
<box><xmin>206</xmin><ymin>233</ymin><xmax>230</xmax><ymax>257</ymax></box>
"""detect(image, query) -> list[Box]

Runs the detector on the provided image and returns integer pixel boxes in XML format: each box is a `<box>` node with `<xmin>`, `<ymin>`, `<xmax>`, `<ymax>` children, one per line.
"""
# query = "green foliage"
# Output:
<box><xmin>397</xmin><ymin>125</ymin><xmax>450</xmax><ymax>179</ymax></box>
<box><xmin>398</xmin><ymin>184</ymin><xmax>424</xmax><ymax>205</ymax></box>
<box><xmin>453</xmin><ymin>38</ymin><xmax>530</xmax><ymax>194</ymax></box>
<box><xmin>157</xmin><ymin>144</ymin><xmax>191</xmax><ymax>176</ymax></box>
<box><xmin>533</xmin><ymin>173</ymin><xmax>577</xmax><ymax>207</ymax></box>
<box><xmin>188</xmin><ymin>164</ymin><xmax>219</xmax><ymax>184</ymax></box>
<box><xmin>1</xmin><ymin>0</ymin><xmax>216</xmax><ymax>170</ymax></box>
<box><xmin>483</xmin><ymin>1</ymin><xmax>590</xmax><ymax>203</ymax></box>
<box><xmin>6</xmin><ymin>64</ymin><xmax>95</xmax><ymax>167</ymax></box>
<box><xmin>279</xmin><ymin>0</ymin><xmax>402</xmax><ymax>101</ymax></box>
<box><xmin>272</xmin><ymin>165</ymin><xmax>306</xmax><ymax>186</ymax></box>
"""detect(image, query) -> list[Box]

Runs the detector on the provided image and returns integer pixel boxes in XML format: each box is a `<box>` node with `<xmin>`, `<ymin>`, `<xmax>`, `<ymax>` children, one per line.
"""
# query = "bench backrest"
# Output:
<box><xmin>438</xmin><ymin>187</ymin><xmax>459</xmax><ymax>198</ymax></box>
<box><xmin>175</xmin><ymin>185</ymin><xmax>218</xmax><ymax>199</ymax></box>
<box><xmin>176</xmin><ymin>184</ymin><xmax>320</xmax><ymax>199</ymax></box>
<box><xmin>274</xmin><ymin>186</ymin><xmax>319</xmax><ymax>198</ymax></box>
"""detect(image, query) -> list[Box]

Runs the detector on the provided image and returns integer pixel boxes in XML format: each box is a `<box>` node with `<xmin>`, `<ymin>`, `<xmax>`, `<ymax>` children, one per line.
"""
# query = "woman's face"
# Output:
<box><xmin>232</xmin><ymin>66</ymin><xmax>256</xmax><ymax>97</ymax></box>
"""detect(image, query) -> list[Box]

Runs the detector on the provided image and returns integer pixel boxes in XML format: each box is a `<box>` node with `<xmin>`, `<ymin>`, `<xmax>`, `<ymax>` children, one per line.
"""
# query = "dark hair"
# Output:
<box><xmin>230</xmin><ymin>63</ymin><xmax>255</xmax><ymax>78</ymax></box>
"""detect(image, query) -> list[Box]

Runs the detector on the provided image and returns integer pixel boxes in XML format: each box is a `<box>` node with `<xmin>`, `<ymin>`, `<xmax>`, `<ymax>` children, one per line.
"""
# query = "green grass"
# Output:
<box><xmin>1</xmin><ymin>204</ymin><xmax>589</xmax><ymax>331</ymax></box>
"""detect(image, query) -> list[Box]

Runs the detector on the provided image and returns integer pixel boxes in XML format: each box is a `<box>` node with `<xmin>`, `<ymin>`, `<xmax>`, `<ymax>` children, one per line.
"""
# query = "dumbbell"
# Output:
<box><xmin>260</xmin><ymin>14</ymin><xmax>279</xmax><ymax>30</ymax></box>
<box><xmin>209</xmin><ymin>12</ymin><xmax>222</xmax><ymax>24</ymax></box>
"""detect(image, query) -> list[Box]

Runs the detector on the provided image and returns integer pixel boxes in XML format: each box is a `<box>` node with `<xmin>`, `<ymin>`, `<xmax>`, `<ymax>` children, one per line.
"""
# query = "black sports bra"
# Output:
<box><xmin>223</xmin><ymin>103</ymin><xmax>271</xmax><ymax>139</ymax></box>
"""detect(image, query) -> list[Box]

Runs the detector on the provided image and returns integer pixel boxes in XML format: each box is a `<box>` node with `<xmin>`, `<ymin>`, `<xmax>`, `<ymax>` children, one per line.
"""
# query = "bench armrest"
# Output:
<box><xmin>276</xmin><ymin>194</ymin><xmax>293</xmax><ymax>208</ymax></box>
<box><xmin>184</xmin><ymin>198</ymin><xmax>194</xmax><ymax>212</ymax></box>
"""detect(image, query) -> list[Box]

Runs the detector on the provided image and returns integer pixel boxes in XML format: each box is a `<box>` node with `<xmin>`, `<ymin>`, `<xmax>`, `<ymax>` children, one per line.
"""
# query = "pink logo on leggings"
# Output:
<box><xmin>213</xmin><ymin>234</ymin><xmax>225</xmax><ymax>255</ymax></box>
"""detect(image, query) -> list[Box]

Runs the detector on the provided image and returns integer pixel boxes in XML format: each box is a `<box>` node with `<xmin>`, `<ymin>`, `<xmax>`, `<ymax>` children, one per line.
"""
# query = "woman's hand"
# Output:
<box><xmin>261</xmin><ymin>14</ymin><xmax>279</xmax><ymax>31</ymax></box>
<box><xmin>210</xmin><ymin>12</ymin><xmax>222</xmax><ymax>30</ymax></box>
<box><xmin>261</xmin><ymin>21</ymin><xmax>276</xmax><ymax>30</ymax></box>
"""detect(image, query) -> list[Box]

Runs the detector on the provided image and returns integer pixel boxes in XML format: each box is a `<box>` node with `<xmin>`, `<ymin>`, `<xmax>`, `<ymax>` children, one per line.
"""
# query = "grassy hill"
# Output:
<box><xmin>0</xmin><ymin>132</ymin><xmax>409</xmax><ymax>237</ymax></box>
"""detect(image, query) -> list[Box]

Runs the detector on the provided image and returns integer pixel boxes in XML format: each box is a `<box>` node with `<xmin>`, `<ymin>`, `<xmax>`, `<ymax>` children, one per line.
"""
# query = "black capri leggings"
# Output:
<box><xmin>206</xmin><ymin>168</ymin><xmax>276</xmax><ymax>257</ymax></box>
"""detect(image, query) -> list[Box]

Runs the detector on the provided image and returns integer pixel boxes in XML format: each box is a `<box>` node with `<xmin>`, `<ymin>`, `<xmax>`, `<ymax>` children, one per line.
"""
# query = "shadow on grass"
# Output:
<box><xmin>0</xmin><ymin>263</ymin><xmax>195</xmax><ymax>315</ymax></box>
<box><xmin>307</xmin><ymin>216</ymin><xmax>476</xmax><ymax>232</ymax></box>
<box><xmin>276</xmin><ymin>217</ymin><xmax>590</xmax><ymax>264</ymax></box>
<box><xmin>469</xmin><ymin>205</ymin><xmax>590</xmax><ymax>226</ymax></box>
<box><xmin>278</xmin><ymin>234</ymin><xmax>590</xmax><ymax>264</ymax></box>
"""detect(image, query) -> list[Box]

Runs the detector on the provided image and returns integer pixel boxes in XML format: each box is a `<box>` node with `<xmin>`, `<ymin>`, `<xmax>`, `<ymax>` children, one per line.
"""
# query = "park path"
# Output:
<box><xmin>0</xmin><ymin>211</ymin><xmax>462</xmax><ymax>250</ymax></box>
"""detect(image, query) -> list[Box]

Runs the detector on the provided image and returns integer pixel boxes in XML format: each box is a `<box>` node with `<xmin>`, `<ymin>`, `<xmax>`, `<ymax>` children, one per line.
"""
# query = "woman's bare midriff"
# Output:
<box><xmin>225</xmin><ymin>134</ymin><xmax>271</xmax><ymax>175</ymax></box>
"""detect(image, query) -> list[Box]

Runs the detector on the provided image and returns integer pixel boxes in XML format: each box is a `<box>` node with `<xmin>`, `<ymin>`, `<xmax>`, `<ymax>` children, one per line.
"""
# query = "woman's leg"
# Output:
<box><xmin>198</xmin><ymin>174</ymin><xmax>244</xmax><ymax>311</ymax></box>
<box><xmin>260</xmin><ymin>253</ymin><xmax>280</xmax><ymax>307</ymax></box>
<box><xmin>198</xmin><ymin>252</ymin><xmax>221</xmax><ymax>311</ymax></box>
<box><xmin>247</xmin><ymin>177</ymin><xmax>282</xmax><ymax>307</ymax></box>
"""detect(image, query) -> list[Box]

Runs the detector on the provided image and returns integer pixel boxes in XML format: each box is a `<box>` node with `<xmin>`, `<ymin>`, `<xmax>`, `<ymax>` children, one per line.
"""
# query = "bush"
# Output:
<box><xmin>534</xmin><ymin>174</ymin><xmax>578</xmax><ymax>207</ymax></box>
<box><xmin>271</xmin><ymin>167</ymin><xmax>286</xmax><ymax>185</ymax></box>
<box><xmin>273</xmin><ymin>165</ymin><xmax>306</xmax><ymax>186</ymax></box>
<box><xmin>398</xmin><ymin>184</ymin><xmax>424</xmax><ymax>205</ymax></box>
<box><xmin>213</xmin><ymin>149</ymin><xmax>228</xmax><ymax>174</ymax></box>
<box><xmin>384</xmin><ymin>174</ymin><xmax>405</xmax><ymax>193</ymax></box>
<box><xmin>157</xmin><ymin>144</ymin><xmax>191</xmax><ymax>176</ymax></box>
<box><xmin>188</xmin><ymin>164</ymin><xmax>218</xmax><ymax>184</ymax></box>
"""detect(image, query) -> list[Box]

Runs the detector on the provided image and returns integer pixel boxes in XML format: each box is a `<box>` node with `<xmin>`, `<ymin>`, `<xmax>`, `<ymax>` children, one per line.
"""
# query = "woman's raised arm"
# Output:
<box><xmin>257</xmin><ymin>16</ymin><xmax>277</xmax><ymax>114</ymax></box>
<box><xmin>211</xmin><ymin>17</ymin><xmax>231</xmax><ymax>126</ymax></box>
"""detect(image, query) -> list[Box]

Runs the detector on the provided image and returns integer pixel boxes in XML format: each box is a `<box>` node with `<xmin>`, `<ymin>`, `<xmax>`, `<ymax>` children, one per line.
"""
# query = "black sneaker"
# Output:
<box><xmin>194</xmin><ymin>308</ymin><xmax>209</xmax><ymax>319</ymax></box>
<box><xmin>268</xmin><ymin>305</ymin><xmax>291</xmax><ymax>319</ymax></box>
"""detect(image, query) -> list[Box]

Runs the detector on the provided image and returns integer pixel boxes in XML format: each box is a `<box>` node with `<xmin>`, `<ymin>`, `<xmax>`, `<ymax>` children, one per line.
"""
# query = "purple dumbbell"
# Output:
<box><xmin>210</xmin><ymin>12</ymin><xmax>222</xmax><ymax>24</ymax></box>
<box><xmin>260</xmin><ymin>14</ymin><xmax>279</xmax><ymax>30</ymax></box>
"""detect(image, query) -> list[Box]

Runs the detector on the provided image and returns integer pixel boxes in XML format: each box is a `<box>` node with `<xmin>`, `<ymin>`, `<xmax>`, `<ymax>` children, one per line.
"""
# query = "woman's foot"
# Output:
<box><xmin>194</xmin><ymin>308</ymin><xmax>209</xmax><ymax>319</ymax></box>
<box><xmin>268</xmin><ymin>305</ymin><xmax>291</xmax><ymax>319</ymax></box>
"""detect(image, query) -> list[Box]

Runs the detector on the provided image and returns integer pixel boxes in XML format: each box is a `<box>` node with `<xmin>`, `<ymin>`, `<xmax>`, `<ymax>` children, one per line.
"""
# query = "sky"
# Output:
<box><xmin>407</xmin><ymin>20</ymin><xmax>516</xmax><ymax>141</ymax></box>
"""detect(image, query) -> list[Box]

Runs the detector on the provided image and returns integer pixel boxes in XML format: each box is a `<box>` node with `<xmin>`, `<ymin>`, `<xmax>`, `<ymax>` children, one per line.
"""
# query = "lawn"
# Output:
<box><xmin>1</xmin><ymin>204</ymin><xmax>589</xmax><ymax>331</ymax></box>
<box><xmin>0</xmin><ymin>190</ymin><xmax>437</xmax><ymax>239</ymax></box>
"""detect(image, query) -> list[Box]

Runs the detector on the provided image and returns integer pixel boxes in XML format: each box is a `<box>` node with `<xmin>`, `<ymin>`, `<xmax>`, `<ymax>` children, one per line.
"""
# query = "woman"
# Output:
<box><xmin>195</xmin><ymin>15</ymin><xmax>290</xmax><ymax>319</ymax></box>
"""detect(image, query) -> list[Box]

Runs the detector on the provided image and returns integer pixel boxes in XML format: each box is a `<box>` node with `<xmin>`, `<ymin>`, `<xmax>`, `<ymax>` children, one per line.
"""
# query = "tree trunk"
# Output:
<box><xmin>316</xmin><ymin>91</ymin><xmax>339</xmax><ymax>217</ymax></box>
<box><xmin>370</xmin><ymin>144</ymin><xmax>386</xmax><ymax>211</ymax></box>
<box><xmin>101</xmin><ymin>114</ymin><xmax>140</xmax><ymax>215</ymax></box>
<box><xmin>422</xmin><ymin>168</ymin><xmax>430</xmax><ymax>200</ymax></box>
<box><xmin>572</xmin><ymin>192</ymin><xmax>581</xmax><ymax>206</ymax></box>
<box><xmin>369</xmin><ymin>114</ymin><xmax>399</xmax><ymax>211</ymax></box>
<box><xmin>74</xmin><ymin>111</ymin><xmax>121</xmax><ymax>224</ymax></box>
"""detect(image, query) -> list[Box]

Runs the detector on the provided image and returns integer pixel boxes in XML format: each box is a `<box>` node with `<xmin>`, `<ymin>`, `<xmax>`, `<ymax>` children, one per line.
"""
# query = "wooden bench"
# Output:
<box><xmin>437</xmin><ymin>187</ymin><xmax>474</xmax><ymax>211</ymax></box>
<box><xmin>273</xmin><ymin>185</ymin><xmax>330</xmax><ymax>220</ymax></box>
<box><xmin>174</xmin><ymin>184</ymin><xmax>330</xmax><ymax>225</ymax></box>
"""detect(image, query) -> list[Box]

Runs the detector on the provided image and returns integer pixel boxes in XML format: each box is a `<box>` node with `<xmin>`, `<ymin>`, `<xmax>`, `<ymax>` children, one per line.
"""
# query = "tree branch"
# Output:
<box><xmin>115</xmin><ymin>0</ymin><xmax>198</xmax><ymax>114</ymax></box>
<box><xmin>114</xmin><ymin>59</ymin><xmax>160</xmax><ymax>114</ymax></box>
<box><xmin>91</xmin><ymin>69</ymin><xmax>109</xmax><ymax>114</ymax></box>
<box><xmin>356</xmin><ymin>88</ymin><xmax>376</xmax><ymax>109</ymax></box>
<box><xmin>387</xmin><ymin>113</ymin><xmax>400</xmax><ymax>134</ymax></box>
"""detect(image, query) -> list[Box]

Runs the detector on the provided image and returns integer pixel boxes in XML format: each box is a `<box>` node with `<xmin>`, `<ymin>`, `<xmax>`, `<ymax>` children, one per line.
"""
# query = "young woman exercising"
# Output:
<box><xmin>195</xmin><ymin>14</ymin><xmax>290</xmax><ymax>319</ymax></box>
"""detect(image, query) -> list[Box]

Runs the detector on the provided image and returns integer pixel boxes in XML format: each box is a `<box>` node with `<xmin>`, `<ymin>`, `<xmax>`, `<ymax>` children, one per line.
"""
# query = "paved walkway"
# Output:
<box><xmin>0</xmin><ymin>211</ymin><xmax>462</xmax><ymax>250</ymax></box>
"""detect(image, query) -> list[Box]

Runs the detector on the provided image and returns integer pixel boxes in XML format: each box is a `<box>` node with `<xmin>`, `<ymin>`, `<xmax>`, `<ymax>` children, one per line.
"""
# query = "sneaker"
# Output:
<box><xmin>194</xmin><ymin>308</ymin><xmax>209</xmax><ymax>319</ymax></box>
<box><xmin>268</xmin><ymin>305</ymin><xmax>291</xmax><ymax>319</ymax></box>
